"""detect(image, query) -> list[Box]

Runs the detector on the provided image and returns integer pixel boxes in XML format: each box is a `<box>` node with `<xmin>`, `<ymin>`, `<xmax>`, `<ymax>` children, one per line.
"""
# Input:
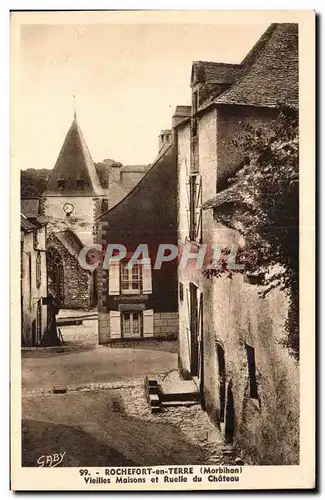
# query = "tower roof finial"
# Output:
<box><xmin>73</xmin><ymin>94</ymin><xmax>76</xmax><ymax>119</ymax></box>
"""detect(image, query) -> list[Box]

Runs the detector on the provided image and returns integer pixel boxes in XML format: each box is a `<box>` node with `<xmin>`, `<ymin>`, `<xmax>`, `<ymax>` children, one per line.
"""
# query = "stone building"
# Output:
<box><xmin>33</xmin><ymin>115</ymin><xmax>107</xmax><ymax>309</ymax></box>
<box><xmin>21</xmin><ymin>116</ymin><xmax>151</xmax><ymax>310</ymax></box>
<box><xmin>176</xmin><ymin>23</ymin><xmax>299</xmax><ymax>464</ymax></box>
<box><xmin>20</xmin><ymin>213</ymin><xmax>48</xmax><ymax>346</ymax></box>
<box><xmin>96</xmin><ymin>130</ymin><xmax>178</xmax><ymax>344</ymax></box>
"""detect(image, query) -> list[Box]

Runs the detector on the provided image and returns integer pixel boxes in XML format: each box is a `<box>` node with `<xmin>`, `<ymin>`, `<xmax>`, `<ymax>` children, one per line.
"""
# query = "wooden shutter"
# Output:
<box><xmin>108</xmin><ymin>259</ymin><xmax>120</xmax><ymax>296</ymax></box>
<box><xmin>110</xmin><ymin>310</ymin><xmax>121</xmax><ymax>339</ymax></box>
<box><xmin>143</xmin><ymin>309</ymin><xmax>154</xmax><ymax>337</ymax></box>
<box><xmin>142</xmin><ymin>258</ymin><xmax>152</xmax><ymax>294</ymax></box>
<box><xmin>185</xmin><ymin>179</ymin><xmax>191</xmax><ymax>238</ymax></box>
<box><xmin>195</xmin><ymin>175</ymin><xmax>202</xmax><ymax>242</ymax></box>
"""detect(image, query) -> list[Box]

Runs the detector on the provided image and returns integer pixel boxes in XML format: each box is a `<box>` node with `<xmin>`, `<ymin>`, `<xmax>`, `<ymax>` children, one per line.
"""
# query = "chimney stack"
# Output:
<box><xmin>172</xmin><ymin>105</ymin><xmax>192</xmax><ymax>129</ymax></box>
<box><xmin>158</xmin><ymin>129</ymin><xmax>172</xmax><ymax>153</ymax></box>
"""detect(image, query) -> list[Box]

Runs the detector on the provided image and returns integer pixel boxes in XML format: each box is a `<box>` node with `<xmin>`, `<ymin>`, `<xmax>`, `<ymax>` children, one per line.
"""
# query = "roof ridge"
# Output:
<box><xmin>213</xmin><ymin>23</ymin><xmax>298</xmax><ymax>108</ymax></box>
<box><xmin>213</xmin><ymin>24</ymin><xmax>277</xmax><ymax>106</ymax></box>
<box><xmin>193</xmin><ymin>60</ymin><xmax>241</xmax><ymax>67</ymax></box>
<box><xmin>98</xmin><ymin>143</ymin><xmax>173</xmax><ymax>219</ymax></box>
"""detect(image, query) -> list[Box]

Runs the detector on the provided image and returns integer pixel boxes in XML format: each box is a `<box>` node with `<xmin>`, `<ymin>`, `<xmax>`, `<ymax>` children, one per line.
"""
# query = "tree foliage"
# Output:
<box><xmin>20</xmin><ymin>161</ymin><xmax>118</xmax><ymax>197</ymax></box>
<box><xmin>205</xmin><ymin>105</ymin><xmax>299</xmax><ymax>358</ymax></box>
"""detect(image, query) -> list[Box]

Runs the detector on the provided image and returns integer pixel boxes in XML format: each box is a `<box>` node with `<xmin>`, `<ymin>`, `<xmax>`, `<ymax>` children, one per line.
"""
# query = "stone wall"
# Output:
<box><xmin>21</xmin><ymin>226</ymin><xmax>48</xmax><ymax>346</ymax></box>
<box><xmin>153</xmin><ymin>312</ymin><xmax>178</xmax><ymax>338</ymax></box>
<box><xmin>200</xmin><ymin>105</ymin><xmax>299</xmax><ymax>465</ymax></box>
<box><xmin>46</xmin><ymin>234</ymin><xmax>91</xmax><ymax>310</ymax></box>
<box><xmin>42</xmin><ymin>195</ymin><xmax>97</xmax><ymax>245</ymax></box>
<box><xmin>176</xmin><ymin>103</ymin><xmax>299</xmax><ymax>464</ymax></box>
<box><xmin>216</xmin><ymin>105</ymin><xmax>278</xmax><ymax>186</ymax></box>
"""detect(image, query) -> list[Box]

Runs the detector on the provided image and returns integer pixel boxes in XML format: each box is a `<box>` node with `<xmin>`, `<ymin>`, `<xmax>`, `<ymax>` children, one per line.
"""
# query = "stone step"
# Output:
<box><xmin>149</xmin><ymin>394</ymin><xmax>160</xmax><ymax>407</ymax></box>
<box><xmin>160</xmin><ymin>392</ymin><xmax>200</xmax><ymax>403</ymax></box>
<box><xmin>160</xmin><ymin>381</ymin><xmax>200</xmax><ymax>402</ymax></box>
<box><xmin>161</xmin><ymin>400</ymin><xmax>200</xmax><ymax>408</ymax></box>
<box><xmin>151</xmin><ymin>406</ymin><xmax>162</xmax><ymax>414</ymax></box>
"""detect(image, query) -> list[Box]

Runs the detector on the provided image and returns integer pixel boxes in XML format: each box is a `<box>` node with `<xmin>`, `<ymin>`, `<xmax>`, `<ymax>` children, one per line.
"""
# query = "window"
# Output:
<box><xmin>121</xmin><ymin>311</ymin><xmax>142</xmax><ymax>338</ymax></box>
<box><xmin>121</xmin><ymin>262</ymin><xmax>142</xmax><ymax>294</ymax></box>
<box><xmin>108</xmin><ymin>258</ymin><xmax>152</xmax><ymax>296</ymax></box>
<box><xmin>33</xmin><ymin>230</ymin><xmax>39</xmax><ymax>250</ymax></box>
<box><xmin>245</xmin><ymin>273</ymin><xmax>265</xmax><ymax>285</ymax></box>
<box><xmin>101</xmin><ymin>199</ymin><xmax>109</xmax><ymax>213</ymax></box>
<box><xmin>76</xmin><ymin>178</ymin><xmax>85</xmax><ymax>189</ymax></box>
<box><xmin>36</xmin><ymin>251</ymin><xmax>41</xmax><ymax>288</ymax></box>
<box><xmin>47</xmin><ymin>247</ymin><xmax>64</xmax><ymax>304</ymax></box>
<box><xmin>57</xmin><ymin>178</ymin><xmax>66</xmax><ymax>191</ymax></box>
<box><xmin>192</xmin><ymin>117</ymin><xmax>198</xmax><ymax>137</ymax></box>
<box><xmin>245</xmin><ymin>344</ymin><xmax>258</xmax><ymax>399</ymax></box>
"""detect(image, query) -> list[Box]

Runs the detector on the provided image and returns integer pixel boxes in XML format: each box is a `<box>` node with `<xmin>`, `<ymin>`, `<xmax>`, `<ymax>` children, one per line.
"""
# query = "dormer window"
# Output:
<box><xmin>192</xmin><ymin>90</ymin><xmax>199</xmax><ymax>114</ymax></box>
<box><xmin>77</xmin><ymin>178</ymin><xmax>85</xmax><ymax>189</ymax></box>
<box><xmin>57</xmin><ymin>178</ymin><xmax>66</xmax><ymax>191</ymax></box>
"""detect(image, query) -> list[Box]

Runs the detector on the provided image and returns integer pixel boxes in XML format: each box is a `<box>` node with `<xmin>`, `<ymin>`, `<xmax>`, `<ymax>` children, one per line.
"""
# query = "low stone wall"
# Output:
<box><xmin>153</xmin><ymin>312</ymin><xmax>179</xmax><ymax>338</ymax></box>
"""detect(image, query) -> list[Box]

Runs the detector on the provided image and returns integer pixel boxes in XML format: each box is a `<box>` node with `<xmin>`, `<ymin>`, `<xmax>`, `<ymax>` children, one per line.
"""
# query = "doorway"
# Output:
<box><xmin>189</xmin><ymin>282</ymin><xmax>199</xmax><ymax>377</ymax></box>
<box><xmin>225</xmin><ymin>380</ymin><xmax>235</xmax><ymax>444</ymax></box>
<box><xmin>216</xmin><ymin>342</ymin><xmax>226</xmax><ymax>423</ymax></box>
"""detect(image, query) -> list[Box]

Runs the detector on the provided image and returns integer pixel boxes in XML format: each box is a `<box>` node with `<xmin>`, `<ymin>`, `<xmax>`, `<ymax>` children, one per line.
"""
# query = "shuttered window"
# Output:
<box><xmin>142</xmin><ymin>258</ymin><xmax>152</xmax><ymax>294</ymax></box>
<box><xmin>110</xmin><ymin>310</ymin><xmax>121</xmax><ymax>339</ymax></box>
<box><xmin>108</xmin><ymin>259</ymin><xmax>120</xmax><ymax>296</ymax></box>
<box><xmin>143</xmin><ymin>309</ymin><xmax>154</xmax><ymax>337</ymax></box>
<box><xmin>121</xmin><ymin>311</ymin><xmax>142</xmax><ymax>338</ymax></box>
<box><xmin>121</xmin><ymin>262</ymin><xmax>142</xmax><ymax>294</ymax></box>
<box><xmin>108</xmin><ymin>259</ymin><xmax>152</xmax><ymax>296</ymax></box>
<box><xmin>189</xmin><ymin>174</ymin><xmax>202</xmax><ymax>243</ymax></box>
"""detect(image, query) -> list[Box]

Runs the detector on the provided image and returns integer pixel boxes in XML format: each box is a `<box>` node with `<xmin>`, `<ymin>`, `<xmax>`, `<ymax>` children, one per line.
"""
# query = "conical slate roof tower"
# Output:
<box><xmin>44</xmin><ymin>116</ymin><xmax>103</xmax><ymax>196</ymax></box>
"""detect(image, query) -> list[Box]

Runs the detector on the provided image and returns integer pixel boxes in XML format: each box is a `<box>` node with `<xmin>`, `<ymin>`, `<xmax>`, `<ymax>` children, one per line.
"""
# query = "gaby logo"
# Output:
<box><xmin>78</xmin><ymin>242</ymin><xmax>245</xmax><ymax>272</ymax></box>
<box><xmin>37</xmin><ymin>451</ymin><xmax>66</xmax><ymax>467</ymax></box>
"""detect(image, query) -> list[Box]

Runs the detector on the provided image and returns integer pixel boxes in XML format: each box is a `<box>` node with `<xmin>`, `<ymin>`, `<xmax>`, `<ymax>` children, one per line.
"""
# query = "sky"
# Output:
<box><xmin>17</xmin><ymin>18</ymin><xmax>269</xmax><ymax>170</ymax></box>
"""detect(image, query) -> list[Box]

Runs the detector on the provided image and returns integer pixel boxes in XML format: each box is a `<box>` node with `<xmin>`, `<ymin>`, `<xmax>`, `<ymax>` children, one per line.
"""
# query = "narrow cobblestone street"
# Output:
<box><xmin>22</xmin><ymin>317</ymin><xmax>243</xmax><ymax>467</ymax></box>
<box><xmin>22</xmin><ymin>382</ymin><xmax>243</xmax><ymax>467</ymax></box>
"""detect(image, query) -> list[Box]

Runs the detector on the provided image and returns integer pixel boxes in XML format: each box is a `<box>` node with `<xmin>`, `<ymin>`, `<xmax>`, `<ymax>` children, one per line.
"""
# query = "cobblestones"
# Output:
<box><xmin>119</xmin><ymin>385</ymin><xmax>244</xmax><ymax>465</ymax></box>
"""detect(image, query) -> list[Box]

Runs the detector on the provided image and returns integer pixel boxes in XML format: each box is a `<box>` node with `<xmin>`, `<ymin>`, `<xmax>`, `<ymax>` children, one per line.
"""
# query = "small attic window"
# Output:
<box><xmin>57</xmin><ymin>178</ymin><xmax>66</xmax><ymax>190</ymax></box>
<box><xmin>77</xmin><ymin>178</ymin><xmax>85</xmax><ymax>189</ymax></box>
<box><xmin>101</xmin><ymin>199</ymin><xmax>109</xmax><ymax>213</ymax></box>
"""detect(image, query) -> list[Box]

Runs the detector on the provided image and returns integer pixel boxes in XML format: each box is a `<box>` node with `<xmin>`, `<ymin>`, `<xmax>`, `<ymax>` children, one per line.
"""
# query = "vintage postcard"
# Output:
<box><xmin>11</xmin><ymin>10</ymin><xmax>315</xmax><ymax>491</ymax></box>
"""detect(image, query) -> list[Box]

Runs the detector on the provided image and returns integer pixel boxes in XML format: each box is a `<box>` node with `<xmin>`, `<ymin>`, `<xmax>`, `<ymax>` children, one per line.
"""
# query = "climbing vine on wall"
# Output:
<box><xmin>204</xmin><ymin>105</ymin><xmax>299</xmax><ymax>359</ymax></box>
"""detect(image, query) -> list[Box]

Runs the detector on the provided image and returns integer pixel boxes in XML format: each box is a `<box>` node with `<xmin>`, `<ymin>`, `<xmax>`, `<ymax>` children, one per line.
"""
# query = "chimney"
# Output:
<box><xmin>172</xmin><ymin>105</ymin><xmax>191</xmax><ymax>129</ymax></box>
<box><xmin>158</xmin><ymin>129</ymin><xmax>172</xmax><ymax>153</ymax></box>
<box><xmin>109</xmin><ymin>162</ymin><xmax>123</xmax><ymax>184</ymax></box>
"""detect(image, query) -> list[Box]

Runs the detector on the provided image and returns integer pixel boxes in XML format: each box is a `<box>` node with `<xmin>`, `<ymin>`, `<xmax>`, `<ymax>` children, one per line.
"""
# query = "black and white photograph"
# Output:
<box><xmin>11</xmin><ymin>9</ymin><xmax>315</xmax><ymax>491</ymax></box>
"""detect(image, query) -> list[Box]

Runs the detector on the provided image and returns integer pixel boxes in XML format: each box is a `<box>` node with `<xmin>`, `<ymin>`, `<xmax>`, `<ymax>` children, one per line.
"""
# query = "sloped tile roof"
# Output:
<box><xmin>215</xmin><ymin>23</ymin><xmax>298</xmax><ymax>107</ymax></box>
<box><xmin>21</xmin><ymin>198</ymin><xmax>40</xmax><ymax>218</ymax></box>
<box><xmin>53</xmin><ymin>229</ymin><xmax>84</xmax><ymax>260</ymax></box>
<box><xmin>20</xmin><ymin>214</ymin><xmax>36</xmax><ymax>232</ymax></box>
<box><xmin>121</xmin><ymin>165</ymin><xmax>150</xmax><ymax>174</ymax></box>
<box><xmin>44</xmin><ymin>118</ymin><xmax>103</xmax><ymax>196</ymax></box>
<box><xmin>202</xmin><ymin>183</ymin><xmax>241</xmax><ymax>210</ymax></box>
<box><xmin>192</xmin><ymin>61</ymin><xmax>242</xmax><ymax>85</ymax></box>
<box><xmin>99</xmin><ymin>142</ymin><xmax>174</xmax><ymax>220</ymax></box>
